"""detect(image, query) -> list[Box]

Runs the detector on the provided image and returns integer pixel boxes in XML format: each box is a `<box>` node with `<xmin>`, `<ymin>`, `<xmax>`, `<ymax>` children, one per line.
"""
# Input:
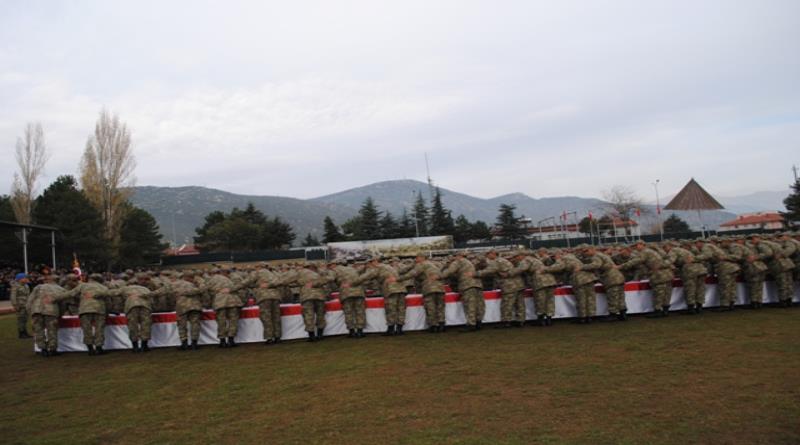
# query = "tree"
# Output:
<box><xmin>411</xmin><ymin>191</ymin><xmax>429</xmax><ymax>236</ymax></box>
<box><xmin>117</xmin><ymin>204</ymin><xmax>167</xmax><ymax>269</ymax></box>
<box><xmin>194</xmin><ymin>211</ymin><xmax>227</xmax><ymax>248</ymax></box>
<box><xmin>10</xmin><ymin>122</ymin><xmax>48</xmax><ymax>225</ymax></box>
<box><xmin>453</xmin><ymin>214</ymin><xmax>473</xmax><ymax>243</ymax></box>
<box><xmin>261</xmin><ymin>216</ymin><xmax>295</xmax><ymax>249</ymax></box>
<box><xmin>429</xmin><ymin>187</ymin><xmax>454</xmax><ymax>236</ymax></box>
<box><xmin>0</xmin><ymin>195</ymin><xmax>21</xmax><ymax>265</ymax></box>
<box><xmin>302</xmin><ymin>233</ymin><xmax>320</xmax><ymax>247</ymax></box>
<box><xmin>781</xmin><ymin>179</ymin><xmax>800</xmax><ymax>227</ymax></box>
<box><xmin>80</xmin><ymin>109</ymin><xmax>136</xmax><ymax>262</ymax></box>
<box><xmin>603</xmin><ymin>186</ymin><xmax>647</xmax><ymax>222</ymax></box>
<box><xmin>193</xmin><ymin>207</ymin><xmax>295</xmax><ymax>252</ymax></box>
<box><xmin>341</xmin><ymin>216</ymin><xmax>363</xmax><ymax>240</ymax></box>
<box><xmin>470</xmin><ymin>220</ymin><xmax>492</xmax><ymax>241</ymax></box>
<box><xmin>322</xmin><ymin>216</ymin><xmax>344</xmax><ymax>243</ymax></box>
<box><xmin>30</xmin><ymin>175</ymin><xmax>109</xmax><ymax>269</ymax></box>
<box><xmin>496</xmin><ymin>203</ymin><xmax>524</xmax><ymax>238</ymax></box>
<box><xmin>398</xmin><ymin>209</ymin><xmax>416</xmax><ymax>238</ymax></box>
<box><xmin>379</xmin><ymin>211</ymin><xmax>400</xmax><ymax>239</ymax></box>
<box><xmin>358</xmin><ymin>197</ymin><xmax>382</xmax><ymax>240</ymax></box>
<box><xmin>663</xmin><ymin>213</ymin><xmax>690</xmax><ymax>233</ymax></box>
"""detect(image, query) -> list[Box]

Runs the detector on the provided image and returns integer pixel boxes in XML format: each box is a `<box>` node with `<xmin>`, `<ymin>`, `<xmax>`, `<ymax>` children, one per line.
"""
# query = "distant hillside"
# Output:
<box><xmin>132</xmin><ymin>180</ymin><xmax>751</xmax><ymax>246</ymax></box>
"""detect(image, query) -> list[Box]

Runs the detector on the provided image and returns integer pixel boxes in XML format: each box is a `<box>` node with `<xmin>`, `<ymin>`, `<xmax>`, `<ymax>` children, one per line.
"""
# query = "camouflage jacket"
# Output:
<box><xmin>399</xmin><ymin>260</ymin><xmax>446</xmax><ymax>295</ymax></box>
<box><xmin>27</xmin><ymin>283</ymin><xmax>68</xmax><ymax>317</ymax></box>
<box><xmin>476</xmin><ymin>257</ymin><xmax>525</xmax><ymax>293</ymax></box>
<box><xmin>358</xmin><ymin>263</ymin><xmax>406</xmax><ymax>297</ymax></box>
<box><xmin>440</xmin><ymin>257</ymin><xmax>482</xmax><ymax>292</ymax></box>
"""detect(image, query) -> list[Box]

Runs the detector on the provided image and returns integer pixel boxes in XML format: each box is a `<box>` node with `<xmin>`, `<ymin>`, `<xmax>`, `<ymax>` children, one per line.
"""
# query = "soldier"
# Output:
<box><xmin>732</xmin><ymin>238</ymin><xmax>768</xmax><ymax>309</ymax></box>
<box><xmin>527</xmin><ymin>249</ymin><xmax>560</xmax><ymax>326</ymax></box>
<box><xmin>10</xmin><ymin>273</ymin><xmax>31</xmax><ymax>339</ymax></box>
<box><xmin>595</xmin><ymin>247</ymin><xmax>627</xmax><ymax>321</ymax></box>
<box><xmin>168</xmin><ymin>270</ymin><xmax>206</xmax><ymax>350</ymax></box>
<box><xmin>27</xmin><ymin>274</ymin><xmax>69</xmax><ymax>356</ymax></box>
<box><xmin>202</xmin><ymin>269</ymin><xmax>246</xmax><ymax>348</ymax></box>
<box><xmin>621</xmin><ymin>241</ymin><xmax>673</xmax><ymax>318</ymax></box>
<box><xmin>551</xmin><ymin>248</ymin><xmax>600</xmax><ymax>324</ymax></box>
<box><xmin>666</xmin><ymin>241</ymin><xmax>708</xmax><ymax>314</ymax></box>
<box><xmin>753</xmin><ymin>236</ymin><xmax>793</xmax><ymax>306</ymax></box>
<box><xmin>441</xmin><ymin>251</ymin><xmax>485</xmax><ymax>332</ymax></box>
<box><xmin>249</xmin><ymin>265</ymin><xmax>286</xmax><ymax>344</ymax></box>
<box><xmin>359</xmin><ymin>258</ymin><xmax>407</xmax><ymax>336</ymax></box>
<box><xmin>60</xmin><ymin>273</ymin><xmax>112</xmax><ymax>355</ymax></box>
<box><xmin>327</xmin><ymin>260</ymin><xmax>367</xmax><ymax>338</ymax></box>
<box><xmin>276</xmin><ymin>263</ymin><xmax>330</xmax><ymax>342</ymax></box>
<box><xmin>105</xmin><ymin>273</ymin><xmax>165</xmax><ymax>353</ymax></box>
<box><xmin>697</xmin><ymin>238</ymin><xmax>740</xmax><ymax>311</ymax></box>
<box><xmin>399</xmin><ymin>253</ymin><xmax>447</xmax><ymax>332</ymax></box>
<box><xmin>476</xmin><ymin>250</ymin><xmax>526</xmax><ymax>328</ymax></box>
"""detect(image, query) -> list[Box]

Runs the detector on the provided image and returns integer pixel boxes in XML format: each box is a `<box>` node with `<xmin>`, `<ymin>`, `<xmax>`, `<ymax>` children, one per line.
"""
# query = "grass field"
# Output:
<box><xmin>1</xmin><ymin>309</ymin><xmax>799</xmax><ymax>445</ymax></box>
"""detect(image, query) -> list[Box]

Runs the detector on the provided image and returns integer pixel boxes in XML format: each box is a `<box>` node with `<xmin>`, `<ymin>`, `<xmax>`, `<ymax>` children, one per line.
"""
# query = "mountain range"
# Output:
<box><xmin>130</xmin><ymin>180</ymin><xmax>790</xmax><ymax>246</ymax></box>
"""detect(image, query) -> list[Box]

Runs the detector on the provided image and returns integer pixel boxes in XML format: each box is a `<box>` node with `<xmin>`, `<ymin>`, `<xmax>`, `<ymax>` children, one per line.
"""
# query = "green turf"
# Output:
<box><xmin>1</xmin><ymin>309</ymin><xmax>798</xmax><ymax>445</ymax></box>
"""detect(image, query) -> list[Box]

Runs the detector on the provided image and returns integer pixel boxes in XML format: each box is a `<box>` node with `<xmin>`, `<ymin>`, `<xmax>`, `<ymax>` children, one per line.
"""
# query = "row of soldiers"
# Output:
<box><xmin>11</xmin><ymin>232</ymin><xmax>800</xmax><ymax>357</ymax></box>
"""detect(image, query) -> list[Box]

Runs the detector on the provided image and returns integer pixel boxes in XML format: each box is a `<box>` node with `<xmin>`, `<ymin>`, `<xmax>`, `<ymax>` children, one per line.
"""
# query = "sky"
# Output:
<box><xmin>1</xmin><ymin>0</ymin><xmax>799</xmax><ymax>202</ymax></box>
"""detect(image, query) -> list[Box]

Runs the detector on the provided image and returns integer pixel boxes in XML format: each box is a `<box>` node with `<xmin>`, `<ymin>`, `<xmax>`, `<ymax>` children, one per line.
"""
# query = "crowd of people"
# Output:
<box><xmin>6</xmin><ymin>232</ymin><xmax>799</xmax><ymax>357</ymax></box>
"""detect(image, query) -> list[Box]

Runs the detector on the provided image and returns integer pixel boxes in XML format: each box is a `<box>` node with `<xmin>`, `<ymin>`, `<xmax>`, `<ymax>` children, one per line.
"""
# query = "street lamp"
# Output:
<box><xmin>652</xmin><ymin>179</ymin><xmax>663</xmax><ymax>241</ymax></box>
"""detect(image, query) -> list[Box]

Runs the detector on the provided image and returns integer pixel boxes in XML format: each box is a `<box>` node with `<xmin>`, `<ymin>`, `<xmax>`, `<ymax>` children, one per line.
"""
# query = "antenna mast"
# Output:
<box><xmin>425</xmin><ymin>152</ymin><xmax>435</xmax><ymax>201</ymax></box>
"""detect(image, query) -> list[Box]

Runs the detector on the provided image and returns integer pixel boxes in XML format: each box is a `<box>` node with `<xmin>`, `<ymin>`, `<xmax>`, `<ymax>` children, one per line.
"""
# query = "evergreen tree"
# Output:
<box><xmin>379</xmin><ymin>211</ymin><xmax>400</xmax><ymax>239</ymax></box>
<box><xmin>429</xmin><ymin>187</ymin><xmax>454</xmax><ymax>236</ymax></box>
<box><xmin>496</xmin><ymin>204</ymin><xmax>524</xmax><ymax>238</ymax></box>
<box><xmin>470</xmin><ymin>220</ymin><xmax>492</xmax><ymax>240</ymax></box>
<box><xmin>411</xmin><ymin>191</ymin><xmax>429</xmax><ymax>236</ymax></box>
<box><xmin>194</xmin><ymin>211</ymin><xmax>226</xmax><ymax>248</ymax></box>
<box><xmin>194</xmin><ymin>209</ymin><xmax>295</xmax><ymax>252</ymax></box>
<box><xmin>302</xmin><ymin>233</ymin><xmax>320</xmax><ymax>247</ymax></box>
<box><xmin>31</xmin><ymin>175</ymin><xmax>109</xmax><ymax>269</ymax></box>
<box><xmin>662</xmin><ymin>213</ymin><xmax>690</xmax><ymax>233</ymax></box>
<box><xmin>781</xmin><ymin>179</ymin><xmax>800</xmax><ymax>227</ymax></box>
<box><xmin>398</xmin><ymin>209</ymin><xmax>416</xmax><ymax>238</ymax></box>
<box><xmin>261</xmin><ymin>216</ymin><xmax>295</xmax><ymax>249</ymax></box>
<box><xmin>117</xmin><ymin>204</ymin><xmax>168</xmax><ymax>269</ymax></box>
<box><xmin>453</xmin><ymin>214</ymin><xmax>473</xmax><ymax>243</ymax></box>
<box><xmin>322</xmin><ymin>216</ymin><xmax>344</xmax><ymax>243</ymax></box>
<box><xmin>358</xmin><ymin>197</ymin><xmax>382</xmax><ymax>240</ymax></box>
<box><xmin>341</xmin><ymin>216</ymin><xmax>363</xmax><ymax>240</ymax></box>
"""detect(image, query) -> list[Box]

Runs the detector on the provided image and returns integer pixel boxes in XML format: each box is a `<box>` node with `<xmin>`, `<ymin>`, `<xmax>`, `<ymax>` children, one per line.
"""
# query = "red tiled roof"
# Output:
<box><xmin>719</xmin><ymin>212</ymin><xmax>784</xmax><ymax>227</ymax></box>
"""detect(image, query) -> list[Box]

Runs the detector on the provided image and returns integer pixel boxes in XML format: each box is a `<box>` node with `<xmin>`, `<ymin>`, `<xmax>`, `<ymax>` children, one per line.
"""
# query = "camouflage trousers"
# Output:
<box><xmin>177</xmin><ymin>311</ymin><xmax>202</xmax><ymax>342</ymax></box>
<box><xmin>681</xmin><ymin>273</ymin><xmax>707</xmax><ymax>307</ymax></box>
<box><xmin>384</xmin><ymin>293</ymin><xmax>407</xmax><ymax>326</ymax></box>
<box><xmin>461</xmin><ymin>287</ymin><xmax>485</xmax><ymax>325</ymax></box>
<box><xmin>534</xmin><ymin>287</ymin><xmax>555</xmax><ymax>317</ymax></box>
<box><xmin>573</xmin><ymin>284</ymin><xmax>596</xmax><ymax>318</ymax></box>
<box><xmin>259</xmin><ymin>299</ymin><xmax>282</xmax><ymax>339</ymax></box>
<box><xmin>423</xmin><ymin>292</ymin><xmax>445</xmax><ymax>326</ymax></box>
<box><xmin>743</xmin><ymin>272</ymin><xmax>766</xmax><ymax>304</ymax></box>
<box><xmin>774</xmin><ymin>271</ymin><xmax>794</xmax><ymax>301</ymax></box>
<box><xmin>32</xmin><ymin>314</ymin><xmax>59</xmax><ymax>351</ymax></box>
<box><xmin>717</xmin><ymin>274</ymin><xmax>737</xmax><ymax>307</ymax></box>
<box><xmin>604</xmin><ymin>284</ymin><xmax>626</xmax><ymax>314</ymax></box>
<box><xmin>127</xmin><ymin>307</ymin><xmax>152</xmax><ymax>341</ymax></box>
<box><xmin>500</xmin><ymin>289</ymin><xmax>525</xmax><ymax>322</ymax></box>
<box><xmin>79</xmin><ymin>313</ymin><xmax>106</xmax><ymax>347</ymax></box>
<box><xmin>216</xmin><ymin>307</ymin><xmax>240</xmax><ymax>338</ymax></box>
<box><xmin>342</xmin><ymin>297</ymin><xmax>366</xmax><ymax>330</ymax></box>
<box><xmin>15</xmin><ymin>306</ymin><xmax>28</xmax><ymax>333</ymax></box>
<box><xmin>302</xmin><ymin>300</ymin><xmax>326</xmax><ymax>332</ymax></box>
<box><xmin>651</xmin><ymin>282</ymin><xmax>672</xmax><ymax>311</ymax></box>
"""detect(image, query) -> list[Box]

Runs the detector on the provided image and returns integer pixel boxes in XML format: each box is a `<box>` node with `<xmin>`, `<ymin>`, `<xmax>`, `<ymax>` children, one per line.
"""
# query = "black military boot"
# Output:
<box><xmin>348</xmin><ymin>329</ymin><xmax>355</xmax><ymax>338</ymax></box>
<box><xmin>383</xmin><ymin>325</ymin><xmax>395</xmax><ymax>336</ymax></box>
<box><xmin>41</xmin><ymin>349</ymin><xmax>50</xmax><ymax>357</ymax></box>
<box><xmin>438</xmin><ymin>323</ymin><xmax>446</xmax><ymax>332</ymax></box>
<box><xmin>228</xmin><ymin>337</ymin><xmax>237</xmax><ymax>347</ymax></box>
<box><xmin>274</xmin><ymin>337</ymin><xmax>282</xmax><ymax>344</ymax></box>
<box><xmin>219</xmin><ymin>338</ymin><xmax>227</xmax><ymax>348</ymax></box>
<box><xmin>476</xmin><ymin>320</ymin><xmax>483</xmax><ymax>330</ymax></box>
<box><xmin>142</xmin><ymin>340</ymin><xmax>150</xmax><ymax>352</ymax></box>
<box><xmin>662</xmin><ymin>306</ymin><xmax>670</xmax><ymax>317</ymax></box>
<box><xmin>307</xmin><ymin>331</ymin><xmax>315</xmax><ymax>342</ymax></box>
<box><xmin>428</xmin><ymin>325</ymin><xmax>437</xmax><ymax>333</ymax></box>
<box><xmin>515</xmin><ymin>321</ymin><xmax>524</xmax><ymax>328</ymax></box>
<box><xmin>95</xmin><ymin>346</ymin><xmax>105</xmax><ymax>355</ymax></box>
<box><xmin>460</xmin><ymin>324</ymin><xmax>476</xmax><ymax>332</ymax></box>
<box><xmin>179</xmin><ymin>340</ymin><xmax>188</xmax><ymax>351</ymax></box>
<box><xmin>584</xmin><ymin>316</ymin><xmax>592</xmax><ymax>324</ymax></box>
<box><xmin>545</xmin><ymin>316</ymin><xmax>553</xmax><ymax>326</ymax></box>
<box><xmin>87</xmin><ymin>345</ymin><xmax>95</xmax><ymax>356</ymax></box>
<box><xmin>316</xmin><ymin>328</ymin><xmax>324</xmax><ymax>340</ymax></box>
<box><xmin>191</xmin><ymin>340</ymin><xmax>199</xmax><ymax>350</ymax></box>
<box><xmin>356</xmin><ymin>328</ymin><xmax>365</xmax><ymax>338</ymax></box>
<box><xmin>18</xmin><ymin>330</ymin><xmax>29</xmax><ymax>339</ymax></box>
<box><xmin>396</xmin><ymin>325</ymin><xmax>404</xmax><ymax>336</ymax></box>
<box><xmin>265</xmin><ymin>338</ymin><xmax>274</xmax><ymax>345</ymax></box>
<box><xmin>132</xmin><ymin>341</ymin><xmax>140</xmax><ymax>353</ymax></box>
<box><xmin>49</xmin><ymin>349</ymin><xmax>61</xmax><ymax>356</ymax></box>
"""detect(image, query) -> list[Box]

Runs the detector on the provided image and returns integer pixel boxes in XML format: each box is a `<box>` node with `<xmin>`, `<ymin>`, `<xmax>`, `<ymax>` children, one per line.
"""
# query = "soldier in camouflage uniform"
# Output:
<box><xmin>60</xmin><ymin>273</ymin><xmax>112</xmax><ymax>355</ymax></box>
<box><xmin>202</xmin><ymin>269</ymin><xmax>246</xmax><ymax>348</ymax></box>
<box><xmin>731</xmin><ymin>238</ymin><xmax>768</xmax><ymax>308</ymax></box>
<box><xmin>247</xmin><ymin>265</ymin><xmax>286</xmax><ymax>344</ymax></box>
<box><xmin>329</xmin><ymin>261</ymin><xmax>368</xmax><ymax>338</ymax></box>
<box><xmin>552</xmin><ymin>247</ymin><xmax>600</xmax><ymax>324</ymax></box>
<box><xmin>595</xmin><ymin>247</ymin><xmax>627</xmax><ymax>321</ymax></box>
<box><xmin>10</xmin><ymin>273</ymin><xmax>31</xmax><ymax>338</ymax></box>
<box><xmin>277</xmin><ymin>263</ymin><xmax>331</xmax><ymax>342</ymax></box>
<box><xmin>400</xmin><ymin>253</ymin><xmax>447</xmax><ymax>332</ymax></box>
<box><xmin>476</xmin><ymin>250</ymin><xmax>526</xmax><ymax>328</ymax></box>
<box><xmin>696</xmin><ymin>238</ymin><xmax>740</xmax><ymax>311</ymax></box>
<box><xmin>27</xmin><ymin>274</ymin><xmax>69</xmax><ymax>356</ymax></box>
<box><xmin>359</xmin><ymin>258</ymin><xmax>408</xmax><ymax>336</ymax></box>
<box><xmin>441</xmin><ymin>251</ymin><xmax>485</xmax><ymax>331</ymax></box>
<box><xmin>105</xmin><ymin>273</ymin><xmax>166</xmax><ymax>353</ymax></box>
<box><xmin>666</xmin><ymin>241</ymin><xmax>707</xmax><ymax>313</ymax></box>
<box><xmin>527</xmin><ymin>249</ymin><xmax>559</xmax><ymax>326</ymax></box>
<box><xmin>621</xmin><ymin>241</ymin><xmax>673</xmax><ymax>317</ymax></box>
<box><xmin>168</xmin><ymin>270</ymin><xmax>206</xmax><ymax>350</ymax></box>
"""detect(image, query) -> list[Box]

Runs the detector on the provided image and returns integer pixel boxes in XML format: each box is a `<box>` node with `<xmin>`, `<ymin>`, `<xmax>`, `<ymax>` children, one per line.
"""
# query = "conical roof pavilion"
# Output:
<box><xmin>664</xmin><ymin>178</ymin><xmax>724</xmax><ymax>211</ymax></box>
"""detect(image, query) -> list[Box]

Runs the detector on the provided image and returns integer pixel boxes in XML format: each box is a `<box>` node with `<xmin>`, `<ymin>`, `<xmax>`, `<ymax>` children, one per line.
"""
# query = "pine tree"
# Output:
<box><xmin>662</xmin><ymin>213</ymin><xmax>690</xmax><ymax>233</ymax></box>
<box><xmin>358</xmin><ymin>197</ymin><xmax>382</xmax><ymax>240</ymax></box>
<box><xmin>379</xmin><ymin>211</ymin><xmax>400</xmax><ymax>239</ymax></box>
<box><xmin>470</xmin><ymin>220</ymin><xmax>492</xmax><ymax>240</ymax></box>
<box><xmin>429</xmin><ymin>187</ymin><xmax>454</xmax><ymax>235</ymax></box>
<box><xmin>302</xmin><ymin>233</ymin><xmax>320</xmax><ymax>247</ymax></box>
<box><xmin>117</xmin><ymin>204</ymin><xmax>168</xmax><ymax>269</ymax></box>
<box><xmin>496</xmin><ymin>204</ymin><xmax>523</xmax><ymax>239</ymax></box>
<box><xmin>411</xmin><ymin>191</ymin><xmax>429</xmax><ymax>236</ymax></box>
<box><xmin>781</xmin><ymin>179</ymin><xmax>800</xmax><ymax>227</ymax></box>
<box><xmin>453</xmin><ymin>214</ymin><xmax>473</xmax><ymax>243</ymax></box>
<box><xmin>398</xmin><ymin>209</ymin><xmax>416</xmax><ymax>238</ymax></box>
<box><xmin>322</xmin><ymin>216</ymin><xmax>344</xmax><ymax>243</ymax></box>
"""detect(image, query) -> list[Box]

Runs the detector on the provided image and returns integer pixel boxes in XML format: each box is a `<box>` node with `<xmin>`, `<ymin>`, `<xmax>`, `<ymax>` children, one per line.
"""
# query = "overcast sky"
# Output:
<box><xmin>2</xmin><ymin>1</ymin><xmax>798</xmax><ymax>202</ymax></box>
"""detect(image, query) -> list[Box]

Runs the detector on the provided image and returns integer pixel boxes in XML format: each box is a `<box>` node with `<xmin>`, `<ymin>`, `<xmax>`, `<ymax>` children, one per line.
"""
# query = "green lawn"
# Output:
<box><xmin>1</xmin><ymin>309</ymin><xmax>799</xmax><ymax>445</ymax></box>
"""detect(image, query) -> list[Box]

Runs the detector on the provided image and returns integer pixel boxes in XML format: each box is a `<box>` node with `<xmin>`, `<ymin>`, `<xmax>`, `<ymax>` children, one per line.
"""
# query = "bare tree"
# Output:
<box><xmin>10</xmin><ymin>123</ymin><xmax>49</xmax><ymax>225</ymax></box>
<box><xmin>603</xmin><ymin>185</ymin><xmax>648</xmax><ymax>236</ymax></box>
<box><xmin>79</xmin><ymin>109</ymin><xmax>136</xmax><ymax>255</ymax></box>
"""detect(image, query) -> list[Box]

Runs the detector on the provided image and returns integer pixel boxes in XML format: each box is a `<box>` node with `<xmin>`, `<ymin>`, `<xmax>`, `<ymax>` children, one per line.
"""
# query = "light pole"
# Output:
<box><xmin>653</xmin><ymin>179</ymin><xmax>663</xmax><ymax>241</ymax></box>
